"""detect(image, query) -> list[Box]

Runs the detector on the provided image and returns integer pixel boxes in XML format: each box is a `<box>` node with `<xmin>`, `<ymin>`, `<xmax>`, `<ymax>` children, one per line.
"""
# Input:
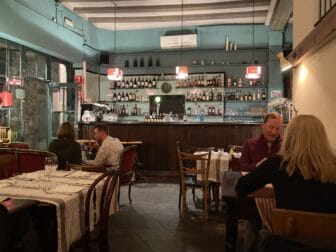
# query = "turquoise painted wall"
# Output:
<box><xmin>0</xmin><ymin>0</ymin><xmax>291</xmax><ymax>95</ymax></box>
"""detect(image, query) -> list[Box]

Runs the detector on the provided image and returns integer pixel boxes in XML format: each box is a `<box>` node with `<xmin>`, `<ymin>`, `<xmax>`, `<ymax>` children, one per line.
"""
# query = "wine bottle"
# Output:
<box><xmin>140</xmin><ymin>57</ymin><xmax>144</xmax><ymax>67</ymax></box>
<box><xmin>148</xmin><ymin>56</ymin><xmax>153</xmax><ymax>67</ymax></box>
<box><xmin>125</xmin><ymin>57</ymin><xmax>129</xmax><ymax>68</ymax></box>
<box><xmin>155</xmin><ymin>57</ymin><xmax>160</xmax><ymax>67</ymax></box>
<box><xmin>133</xmin><ymin>58</ymin><xmax>138</xmax><ymax>67</ymax></box>
<box><xmin>262</xmin><ymin>89</ymin><xmax>267</xmax><ymax>100</ymax></box>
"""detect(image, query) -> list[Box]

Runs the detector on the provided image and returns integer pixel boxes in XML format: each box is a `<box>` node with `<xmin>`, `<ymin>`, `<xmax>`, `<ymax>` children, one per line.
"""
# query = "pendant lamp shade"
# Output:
<box><xmin>107</xmin><ymin>67</ymin><xmax>123</xmax><ymax>81</ymax></box>
<box><xmin>245</xmin><ymin>0</ymin><xmax>261</xmax><ymax>80</ymax></box>
<box><xmin>176</xmin><ymin>66</ymin><xmax>188</xmax><ymax>80</ymax></box>
<box><xmin>245</xmin><ymin>65</ymin><xmax>261</xmax><ymax>79</ymax></box>
<box><xmin>107</xmin><ymin>2</ymin><xmax>122</xmax><ymax>81</ymax></box>
<box><xmin>175</xmin><ymin>0</ymin><xmax>188</xmax><ymax>80</ymax></box>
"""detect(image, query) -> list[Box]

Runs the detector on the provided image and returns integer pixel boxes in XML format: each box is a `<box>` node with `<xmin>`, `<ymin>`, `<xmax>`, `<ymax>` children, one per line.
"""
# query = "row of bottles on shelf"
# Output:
<box><xmin>226</xmin><ymin>89</ymin><xmax>267</xmax><ymax>101</ymax></box>
<box><xmin>118</xmin><ymin>104</ymin><xmax>140</xmax><ymax>116</ymax></box>
<box><xmin>187</xmin><ymin>105</ymin><xmax>223</xmax><ymax>116</ymax></box>
<box><xmin>185</xmin><ymin>90</ymin><xmax>223</xmax><ymax>102</ymax></box>
<box><xmin>109</xmin><ymin>91</ymin><xmax>147</xmax><ymax>102</ymax></box>
<box><xmin>227</xmin><ymin>77</ymin><xmax>264</xmax><ymax>87</ymax></box>
<box><xmin>176</xmin><ymin>74</ymin><xmax>223</xmax><ymax>88</ymax></box>
<box><xmin>125</xmin><ymin>56</ymin><xmax>160</xmax><ymax>68</ymax></box>
<box><xmin>112</xmin><ymin>76</ymin><xmax>158</xmax><ymax>89</ymax></box>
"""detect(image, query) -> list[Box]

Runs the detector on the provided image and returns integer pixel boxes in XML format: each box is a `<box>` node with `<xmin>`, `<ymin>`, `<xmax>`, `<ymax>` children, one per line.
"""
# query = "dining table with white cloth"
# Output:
<box><xmin>0</xmin><ymin>170</ymin><xmax>119</xmax><ymax>252</ymax></box>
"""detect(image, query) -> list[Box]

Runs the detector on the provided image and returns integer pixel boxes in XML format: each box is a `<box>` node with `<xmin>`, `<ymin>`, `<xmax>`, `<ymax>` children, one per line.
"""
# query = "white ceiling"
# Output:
<box><xmin>59</xmin><ymin>0</ymin><xmax>291</xmax><ymax>31</ymax></box>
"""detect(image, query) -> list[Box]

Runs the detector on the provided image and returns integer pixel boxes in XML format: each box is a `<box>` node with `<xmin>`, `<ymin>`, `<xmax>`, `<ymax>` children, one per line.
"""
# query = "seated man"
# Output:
<box><xmin>239</xmin><ymin>112</ymin><xmax>283</xmax><ymax>172</ymax></box>
<box><xmin>85</xmin><ymin>124</ymin><xmax>124</xmax><ymax>168</ymax></box>
<box><xmin>238</xmin><ymin>112</ymin><xmax>282</xmax><ymax>252</ymax></box>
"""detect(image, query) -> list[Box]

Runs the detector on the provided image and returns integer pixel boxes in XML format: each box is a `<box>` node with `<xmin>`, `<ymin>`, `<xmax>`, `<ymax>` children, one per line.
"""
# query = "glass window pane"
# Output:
<box><xmin>0</xmin><ymin>40</ymin><xmax>6</xmax><ymax>85</ymax></box>
<box><xmin>8</xmin><ymin>44</ymin><xmax>21</xmax><ymax>79</ymax></box>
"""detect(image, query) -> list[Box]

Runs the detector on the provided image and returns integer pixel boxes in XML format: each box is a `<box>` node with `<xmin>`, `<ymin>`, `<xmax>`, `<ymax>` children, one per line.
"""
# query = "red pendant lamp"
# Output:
<box><xmin>176</xmin><ymin>0</ymin><xmax>188</xmax><ymax>80</ymax></box>
<box><xmin>245</xmin><ymin>0</ymin><xmax>261</xmax><ymax>80</ymax></box>
<box><xmin>107</xmin><ymin>2</ymin><xmax>123</xmax><ymax>81</ymax></box>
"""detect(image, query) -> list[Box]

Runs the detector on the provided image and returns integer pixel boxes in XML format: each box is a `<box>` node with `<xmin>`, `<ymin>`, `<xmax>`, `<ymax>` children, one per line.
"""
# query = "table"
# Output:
<box><xmin>196</xmin><ymin>151</ymin><xmax>230</xmax><ymax>211</ymax></box>
<box><xmin>0</xmin><ymin>170</ymin><xmax>119</xmax><ymax>252</ymax></box>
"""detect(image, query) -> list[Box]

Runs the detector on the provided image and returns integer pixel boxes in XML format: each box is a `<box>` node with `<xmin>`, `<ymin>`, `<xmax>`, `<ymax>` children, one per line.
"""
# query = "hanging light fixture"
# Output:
<box><xmin>107</xmin><ymin>2</ymin><xmax>123</xmax><ymax>81</ymax></box>
<box><xmin>277</xmin><ymin>51</ymin><xmax>292</xmax><ymax>72</ymax></box>
<box><xmin>176</xmin><ymin>0</ymin><xmax>188</xmax><ymax>80</ymax></box>
<box><xmin>245</xmin><ymin>0</ymin><xmax>261</xmax><ymax>80</ymax></box>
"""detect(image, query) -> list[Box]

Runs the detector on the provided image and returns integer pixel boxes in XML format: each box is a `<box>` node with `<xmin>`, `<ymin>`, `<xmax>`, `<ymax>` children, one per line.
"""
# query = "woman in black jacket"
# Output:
<box><xmin>48</xmin><ymin>122</ymin><xmax>82</xmax><ymax>169</ymax></box>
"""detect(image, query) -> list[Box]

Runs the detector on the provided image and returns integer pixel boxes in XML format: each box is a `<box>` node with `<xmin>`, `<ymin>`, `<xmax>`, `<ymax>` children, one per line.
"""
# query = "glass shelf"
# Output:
<box><xmin>176</xmin><ymin>86</ymin><xmax>224</xmax><ymax>89</ymax></box>
<box><xmin>225</xmin><ymin>86</ymin><xmax>266</xmax><ymax>89</ymax></box>
<box><xmin>225</xmin><ymin>100</ymin><xmax>267</xmax><ymax>103</ymax></box>
<box><xmin>185</xmin><ymin>100</ymin><xmax>223</xmax><ymax>103</ymax></box>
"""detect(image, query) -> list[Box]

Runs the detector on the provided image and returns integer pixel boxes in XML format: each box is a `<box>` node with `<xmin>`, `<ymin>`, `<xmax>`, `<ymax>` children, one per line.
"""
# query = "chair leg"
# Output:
<box><xmin>181</xmin><ymin>186</ymin><xmax>187</xmax><ymax>218</ymax></box>
<box><xmin>204</xmin><ymin>188</ymin><xmax>208</xmax><ymax>221</ymax></box>
<box><xmin>118</xmin><ymin>183</ymin><xmax>121</xmax><ymax>205</ymax></box>
<box><xmin>128</xmin><ymin>182</ymin><xmax>132</xmax><ymax>204</ymax></box>
<box><xmin>192</xmin><ymin>187</ymin><xmax>196</xmax><ymax>202</ymax></box>
<box><xmin>178</xmin><ymin>184</ymin><xmax>181</xmax><ymax>210</ymax></box>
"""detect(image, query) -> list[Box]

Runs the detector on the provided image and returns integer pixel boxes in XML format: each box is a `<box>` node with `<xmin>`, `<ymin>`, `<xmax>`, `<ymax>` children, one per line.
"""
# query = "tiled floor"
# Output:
<box><xmin>109</xmin><ymin>183</ymin><xmax>244</xmax><ymax>252</ymax></box>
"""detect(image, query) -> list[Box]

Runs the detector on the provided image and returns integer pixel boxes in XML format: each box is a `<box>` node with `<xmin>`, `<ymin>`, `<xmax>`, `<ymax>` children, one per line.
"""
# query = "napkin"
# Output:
<box><xmin>48</xmin><ymin>185</ymin><xmax>86</xmax><ymax>194</ymax></box>
<box><xmin>16</xmin><ymin>172</ymin><xmax>40</xmax><ymax>180</ymax></box>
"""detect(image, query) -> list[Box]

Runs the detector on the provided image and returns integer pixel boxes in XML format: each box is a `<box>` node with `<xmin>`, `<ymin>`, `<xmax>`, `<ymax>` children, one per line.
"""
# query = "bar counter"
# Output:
<box><xmin>78</xmin><ymin>121</ymin><xmax>262</xmax><ymax>172</ymax></box>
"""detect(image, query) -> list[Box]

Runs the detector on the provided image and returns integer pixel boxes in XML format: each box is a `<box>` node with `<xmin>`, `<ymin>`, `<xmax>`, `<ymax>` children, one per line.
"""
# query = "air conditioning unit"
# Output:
<box><xmin>160</xmin><ymin>34</ymin><xmax>197</xmax><ymax>49</ymax></box>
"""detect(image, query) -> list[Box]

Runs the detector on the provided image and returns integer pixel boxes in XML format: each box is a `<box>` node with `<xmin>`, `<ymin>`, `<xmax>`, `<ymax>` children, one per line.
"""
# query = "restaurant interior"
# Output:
<box><xmin>0</xmin><ymin>0</ymin><xmax>336</xmax><ymax>251</ymax></box>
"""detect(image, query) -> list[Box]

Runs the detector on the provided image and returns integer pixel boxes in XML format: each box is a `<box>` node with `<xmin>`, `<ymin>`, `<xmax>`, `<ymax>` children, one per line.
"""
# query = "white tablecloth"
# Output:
<box><xmin>196</xmin><ymin>151</ymin><xmax>230</xmax><ymax>183</ymax></box>
<box><xmin>0</xmin><ymin>170</ymin><xmax>119</xmax><ymax>252</ymax></box>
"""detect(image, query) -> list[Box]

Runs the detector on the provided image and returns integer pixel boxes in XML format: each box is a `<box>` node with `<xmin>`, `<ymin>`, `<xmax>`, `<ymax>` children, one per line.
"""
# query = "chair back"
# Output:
<box><xmin>8</xmin><ymin>142</ymin><xmax>29</xmax><ymax>149</ymax></box>
<box><xmin>84</xmin><ymin>170</ymin><xmax>119</xmax><ymax>244</ymax></box>
<box><xmin>271</xmin><ymin>208</ymin><xmax>336</xmax><ymax>246</ymax></box>
<box><xmin>16</xmin><ymin>150</ymin><xmax>54</xmax><ymax>173</ymax></box>
<box><xmin>177</xmin><ymin>150</ymin><xmax>211</xmax><ymax>187</ymax></box>
<box><xmin>0</xmin><ymin>149</ymin><xmax>19</xmax><ymax>178</ymax></box>
<box><xmin>119</xmin><ymin>145</ymin><xmax>137</xmax><ymax>184</ymax></box>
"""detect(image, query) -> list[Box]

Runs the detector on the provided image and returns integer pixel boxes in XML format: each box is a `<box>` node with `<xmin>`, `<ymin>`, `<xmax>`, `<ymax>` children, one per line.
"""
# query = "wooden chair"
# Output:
<box><xmin>271</xmin><ymin>208</ymin><xmax>336</xmax><ymax>249</ymax></box>
<box><xmin>69</xmin><ymin>170</ymin><xmax>119</xmax><ymax>252</ymax></box>
<box><xmin>118</xmin><ymin>145</ymin><xmax>137</xmax><ymax>204</ymax></box>
<box><xmin>177</xmin><ymin>149</ymin><xmax>211</xmax><ymax>220</ymax></box>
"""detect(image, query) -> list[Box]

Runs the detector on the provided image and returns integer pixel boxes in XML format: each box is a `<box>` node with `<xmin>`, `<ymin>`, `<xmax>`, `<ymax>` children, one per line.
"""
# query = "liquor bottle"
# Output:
<box><xmin>152</xmin><ymin>76</ymin><xmax>157</xmax><ymax>88</ymax></box>
<box><xmin>236</xmin><ymin>90</ymin><xmax>239</xmax><ymax>100</ymax></box>
<box><xmin>133</xmin><ymin>104</ymin><xmax>138</xmax><ymax>115</ymax></box>
<box><xmin>148</xmin><ymin>56</ymin><xmax>153</xmax><ymax>67</ymax></box>
<box><xmin>262</xmin><ymin>89</ymin><xmax>267</xmax><ymax>100</ymax></box>
<box><xmin>257</xmin><ymin>89</ymin><xmax>261</xmax><ymax>100</ymax></box>
<box><xmin>227</xmin><ymin>77</ymin><xmax>232</xmax><ymax>87</ymax></box>
<box><xmin>125</xmin><ymin>57</ymin><xmax>129</xmax><ymax>68</ymax></box>
<box><xmin>133</xmin><ymin>58</ymin><xmax>138</xmax><ymax>67</ymax></box>
<box><xmin>129</xmin><ymin>79</ymin><xmax>133</xmax><ymax>88</ymax></box>
<box><xmin>148</xmin><ymin>78</ymin><xmax>152</xmax><ymax>88</ymax></box>
<box><xmin>252</xmin><ymin>91</ymin><xmax>256</xmax><ymax>101</ymax></box>
<box><xmin>125</xmin><ymin>79</ymin><xmax>129</xmax><ymax>89</ymax></box>
<box><xmin>238</xmin><ymin>78</ymin><xmax>243</xmax><ymax>87</ymax></box>
<box><xmin>144</xmin><ymin>78</ymin><xmax>148</xmax><ymax>88</ymax></box>
<box><xmin>125</xmin><ymin>92</ymin><xmax>129</xmax><ymax>101</ymax></box>
<box><xmin>248</xmin><ymin>92</ymin><xmax>252</xmax><ymax>101</ymax></box>
<box><xmin>141</xmin><ymin>78</ymin><xmax>145</xmax><ymax>88</ymax></box>
<box><xmin>113</xmin><ymin>93</ymin><xmax>117</xmax><ymax>102</ymax></box>
<box><xmin>233</xmin><ymin>78</ymin><xmax>237</xmax><ymax>87</ymax></box>
<box><xmin>140</xmin><ymin>57</ymin><xmax>144</xmax><ymax>67</ymax></box>
<box><xmin>117</xmin><ymin>92</ymin><xmax>121</xmax><ymax>102</ymax></box>
<box><xmin>155</xmin><ymin>57</ymin><xmax>160</xmax><ymax>67</ymax></box>
<box><xmin>121</xmin><ymin>92</ymin><xmax>125</xmax><ymax>102</ymax></box>
<box><xmin>133</xmin><ymin>78</ymin><xmax>137</xmax><ymax>89</ymax></box>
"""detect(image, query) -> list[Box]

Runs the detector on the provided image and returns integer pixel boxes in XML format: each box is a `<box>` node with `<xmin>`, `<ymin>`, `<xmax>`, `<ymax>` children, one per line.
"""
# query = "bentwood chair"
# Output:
<box><xmin>69</xmin><ymin>170</ymin><xmax>119</xmax><ymax>252</ymax></box>
<box><xmin>177</xmin><ymin>149</ymin><xmax>211</xmax><ymax>220</ymax></box>
<box><xmin>264</xmin><ymin>208</ymin><xmax>336</xmax><ymax>251</ymax></box>
<box><xmin>16</xmin><ymin>150</ymin><xmax>54</xmax><ymax>173</ymax></box>
<box><xmin>118</xmin><ymin>145</ymin><xmax>137</xmax><ymax>204</ymax></box>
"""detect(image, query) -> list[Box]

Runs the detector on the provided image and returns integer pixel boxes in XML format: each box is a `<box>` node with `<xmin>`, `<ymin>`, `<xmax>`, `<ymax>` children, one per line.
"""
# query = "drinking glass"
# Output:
<box><xmin>45</xmin><ymin>155</ymin><xmax>58</xmax><ymax>177</ymax></box>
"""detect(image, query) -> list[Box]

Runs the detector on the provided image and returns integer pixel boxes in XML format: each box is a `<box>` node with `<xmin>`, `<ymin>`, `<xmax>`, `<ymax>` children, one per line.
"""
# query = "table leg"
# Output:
<box><xmin>214</xmin><ymin>183</ymin><xmax>220</xmax><ymax>212</ymax></box>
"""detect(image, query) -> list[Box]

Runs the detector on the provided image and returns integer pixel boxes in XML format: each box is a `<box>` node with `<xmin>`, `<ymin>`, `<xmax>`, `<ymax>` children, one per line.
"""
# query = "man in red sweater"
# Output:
<box><xmin>240</xmin><ymin>112</ymin><xmax>283</xmax><ymax>172</ymax></box>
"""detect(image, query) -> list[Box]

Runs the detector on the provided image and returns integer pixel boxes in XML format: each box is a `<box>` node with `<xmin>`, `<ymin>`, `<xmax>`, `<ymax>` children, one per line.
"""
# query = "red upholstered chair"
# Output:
<box><xmin>0</xmin><ymin>149</ymin><xmax>19</xmax><ymax>178</ymax></box>
<box><xmin>16</xmin><ymin>150</ymin><xmax>54</xmax><ymax>173</ymax></box>
<box><xmin>8</xmin><ymin>143</ymin><xmax>29</xmax><ymax>149</ymax></box>
<box><xmin>69</xmin><ymin>170</ymin><xmax>119</xmax><ymax>252</ymax></box>
<box><xmin>118</xmin><ymin>145</ymin><xmax>137</xmax><ymax>204</ymax></box>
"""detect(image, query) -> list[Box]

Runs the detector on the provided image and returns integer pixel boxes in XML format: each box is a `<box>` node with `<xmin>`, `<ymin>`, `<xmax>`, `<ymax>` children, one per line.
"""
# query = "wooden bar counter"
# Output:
<box><xmin>78</xmin><ymin>121</ymin><xmax>262</xmax><ymax>172</ymax></box>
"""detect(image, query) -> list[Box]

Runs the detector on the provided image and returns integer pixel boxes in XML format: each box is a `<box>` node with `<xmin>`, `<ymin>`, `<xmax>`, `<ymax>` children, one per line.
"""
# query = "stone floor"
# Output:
<box><xmin>109</xmin><ymin>182</ymin><xmax>244</xmax><ymax>252</ymax></box>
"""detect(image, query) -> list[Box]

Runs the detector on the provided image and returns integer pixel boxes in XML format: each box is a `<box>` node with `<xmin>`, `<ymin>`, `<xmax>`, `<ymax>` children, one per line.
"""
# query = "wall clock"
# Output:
<box><xmin>161</xmin><ymin>82</ymin><xmax>172</xmax><ymax>94</ymax></box>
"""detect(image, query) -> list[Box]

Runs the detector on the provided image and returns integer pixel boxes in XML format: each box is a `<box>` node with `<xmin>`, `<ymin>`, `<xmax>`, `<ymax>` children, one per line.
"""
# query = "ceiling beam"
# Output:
<box><xmin>88</xmin><ymin>10</ymin><xmax>268</xmax><ymax>23</ymax></box>
<box><xmin>269</xmin><ymin>0</ymin><xmax>292</xmax><ymax>30</ymax></box>
<box><xmin>72</xmin><ymin>1</ymin><xmax>271</xmax><ymax>14</ymax></box>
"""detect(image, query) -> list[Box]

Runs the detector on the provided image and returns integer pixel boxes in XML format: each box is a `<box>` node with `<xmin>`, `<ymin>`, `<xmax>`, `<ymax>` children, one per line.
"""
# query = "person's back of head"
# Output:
<box><xmin>57</xmin><ymin>122</ymin><xmax>75</xmax><ymax>140</ymax></box>
<box><xmin>280</xmin><ymin>114</ymin><xmax>336</xmax><ymax>183</ymax></box>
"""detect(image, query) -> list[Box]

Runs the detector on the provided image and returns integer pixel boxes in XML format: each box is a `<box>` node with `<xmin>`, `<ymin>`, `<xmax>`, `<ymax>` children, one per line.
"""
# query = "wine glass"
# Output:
<box><xmin>45</xmin><ymin>155</ymin><xmax>58</xmax><ymax>177</ymax></box>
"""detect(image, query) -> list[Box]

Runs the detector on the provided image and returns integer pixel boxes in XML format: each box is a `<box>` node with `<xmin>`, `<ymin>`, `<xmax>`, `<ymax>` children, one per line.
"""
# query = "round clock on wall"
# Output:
<box><xmin>161</xmin><ymin>82</ymin><xmax>172</xmax><ymax>94</ymax></box>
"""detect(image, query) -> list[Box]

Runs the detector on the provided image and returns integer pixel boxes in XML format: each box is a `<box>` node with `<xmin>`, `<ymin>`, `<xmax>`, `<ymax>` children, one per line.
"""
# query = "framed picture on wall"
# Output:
<box><xmin>271</xmin><ymin>90</ymin><xmax>282</xmax><ymax>98</ymax></box>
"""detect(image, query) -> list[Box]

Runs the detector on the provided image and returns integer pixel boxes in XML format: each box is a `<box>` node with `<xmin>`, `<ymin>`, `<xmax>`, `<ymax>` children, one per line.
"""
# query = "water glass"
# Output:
<box><xmin>218</xmin><ymin>148</ymin><xmax>225</xmax><ymax>155</ymax></box>
<box><xmin>45</xmin><ymin>156</ymin><xmax>58</xmax><ymax>177</ymax></box>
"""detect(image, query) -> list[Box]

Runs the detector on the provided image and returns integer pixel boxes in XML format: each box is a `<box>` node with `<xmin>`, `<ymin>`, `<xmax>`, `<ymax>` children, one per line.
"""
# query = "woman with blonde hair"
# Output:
<box><xmin>49</xmin><ymin>122</ymin><xmax>82</xmax><ymax>169</ymax></box>
<box><xmin>236</xmin><ymin>114</ymin><xmax>336</xmax><ymax>213</ymax></box>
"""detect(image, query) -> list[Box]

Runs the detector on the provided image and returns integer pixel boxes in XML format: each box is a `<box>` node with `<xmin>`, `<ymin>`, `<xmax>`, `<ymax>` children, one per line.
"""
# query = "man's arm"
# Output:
<box><xmin>239</xmin><ymin>142</ymin><xmax>257</xmax><ymax>172</ymax></box>
<box><xmin>85</xmin><ymin>144</ymin><xmax>108</xmax><ymax>166</ymax></box>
